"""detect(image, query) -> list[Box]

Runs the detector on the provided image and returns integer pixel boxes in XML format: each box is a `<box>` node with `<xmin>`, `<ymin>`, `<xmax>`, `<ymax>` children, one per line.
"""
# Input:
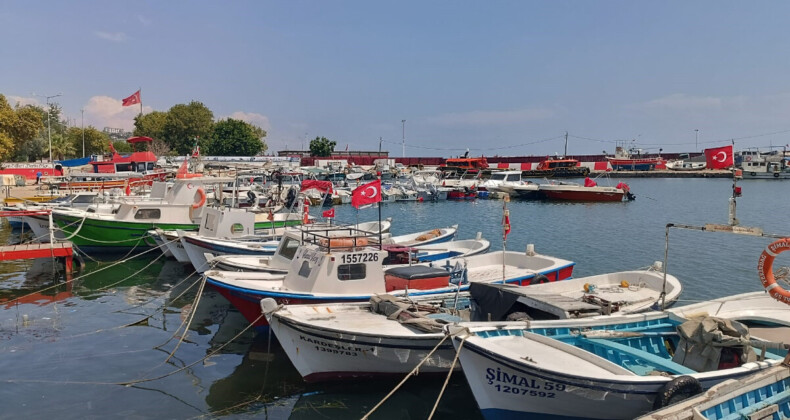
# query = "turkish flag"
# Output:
<box><xmin>502</xmin><ymin>209</ymin><xmax>511</xmax><ymax>239</ymax></box>
<box><xmin>705</xmin><ymin>145</ymin><xmax>734</xmax><ymax>169</ymax></box>
<box><xmin>351</xmin><ymin>179</ymin><xmax>382</xmax><ymax>208</ymax></box>
<box><xmin>122</xmin><ymin>90</ymin><xmax>141</xmax><ymax>107</ymax></box>
<box><xmin>322</xmin><ymin>207</ymin><xmax>335</xmax><ymax>218</ymax></box>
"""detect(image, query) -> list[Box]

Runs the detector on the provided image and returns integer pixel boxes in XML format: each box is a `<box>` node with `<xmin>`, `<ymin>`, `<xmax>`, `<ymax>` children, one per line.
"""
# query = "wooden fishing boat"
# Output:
<box><xmin>449</xmin><ymin>295</ymin><xmax>790</xmax><ymax>420</ymax></box>
<box><xmin>205</xmin><ymin>227</ymin><xmax>575</xmax><ymax>328</ymax></box>
<box><xmin>260</xmin><ymin>267</ymin><xmax>682</xmax><ymax>382</ymax></box>
<box><xmin>538</xmin><ymin>178</ymin><xmax>634</xmax><ymax>202</ymax></box>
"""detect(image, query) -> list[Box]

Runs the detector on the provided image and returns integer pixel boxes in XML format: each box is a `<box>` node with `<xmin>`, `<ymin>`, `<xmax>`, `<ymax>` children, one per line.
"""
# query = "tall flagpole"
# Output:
<box><xmin>139</xmin><ymin>87</ymin><xmax>143</xmax><ymax>116</ymax></box>
<box><xmin>378</xmin><ymin>137</ymin><xmax>383</xmax><ymax>247</ymax></box>
<box><xmin>502</xmin><ymin>195</ymin><xmax>509</xmax><ymax>282</ymax></box>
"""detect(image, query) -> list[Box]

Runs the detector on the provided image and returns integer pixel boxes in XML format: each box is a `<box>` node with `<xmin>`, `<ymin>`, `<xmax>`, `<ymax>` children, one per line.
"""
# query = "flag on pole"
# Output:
<box><xmin>704</xmin><ymin>145</ymin><xmax>734</xmax><ymax>169</ymax></box>
<box><xmin>191</xmin><ymin>138</ymin><xmax>200</xmax><ymax>157</ymax></box>
<box><xmin>502</xmin><ymin>209</ymin><xmax>511</xmax><ymax>239</ymax></box>
<box><xmin>122</xmin><ymin>90</ymin><xmax>141</xmax><ymax>107</ymax></box>
<box><xmin>322</xmin><ymin>207</ymin><xmax>335</xmax><ymax>218</ymax></box>
<box><xmin>351</xmin><ymin>179</ymin><xmax>382</xmax><ymax>208</ymax></box>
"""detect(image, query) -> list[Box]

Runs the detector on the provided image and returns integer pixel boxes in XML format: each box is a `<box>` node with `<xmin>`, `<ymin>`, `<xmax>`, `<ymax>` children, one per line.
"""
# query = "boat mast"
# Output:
<box><xmin>564</xmin><ymin>131</ymin><xmax>568</xmax><ymax>157</ymax></box>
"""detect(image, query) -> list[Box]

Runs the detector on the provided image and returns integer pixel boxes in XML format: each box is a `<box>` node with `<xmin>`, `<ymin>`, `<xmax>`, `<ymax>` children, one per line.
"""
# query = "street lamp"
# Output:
<box><xmin>694</xmin><ymin>129</ymin><xmax>699</xmax><ymax>152</ymax></box>
<box><xmin>34</xmin><ymin>93</ymin><xmax>62</xmax><ymax>169</ymax></box>
<box><xmin>401</xmin><ymin>119</ymin><xmax>406</xmax><ymax>158</ymax></box>
<box><xmin>81</xmin><ymin>108</ymin><xmax>85</xmax><ymax>157</ymax></box>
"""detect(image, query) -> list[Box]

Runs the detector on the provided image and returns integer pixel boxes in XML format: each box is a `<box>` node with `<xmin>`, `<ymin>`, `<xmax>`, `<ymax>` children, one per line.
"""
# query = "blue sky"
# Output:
<box><xmin>3</xmin><ymin>1</ymin><xmax>790</xmax><ymax>156</ymax></box>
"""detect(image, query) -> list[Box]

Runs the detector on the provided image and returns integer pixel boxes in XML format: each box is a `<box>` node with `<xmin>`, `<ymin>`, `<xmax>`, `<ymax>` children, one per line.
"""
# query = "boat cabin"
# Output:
<box><xmin>91</xmin><ymin>136</ymin><xmax>161</xmax><ymax>175</ymax></box>
<box><xmin>535</xmin><ymin>158</ymin><xmax>581</xmax><ymax>171</ymax></box>
<box><xmin>441</xmin><ymin>156</ymin><xmax>489</xmax><ymax>171</ymax></box>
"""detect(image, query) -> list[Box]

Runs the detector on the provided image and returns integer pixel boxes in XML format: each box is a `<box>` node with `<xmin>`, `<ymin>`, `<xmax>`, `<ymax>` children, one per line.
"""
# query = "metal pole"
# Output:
<box><xmin>81</xmin><ymin>108</ymin><xmax>85</xmax><ymax>157</ymax></box>
<box><xmin>564</xmin><ymin>131</ymin><xmax>568</xmax><ymax>157</ymax></box>
<box><xmin>401</xmin><ymin>119</ymin><xmax>406</xmax><ymax>158</ymax></box>
<box><xmin>694</xmin><ymin>129</ymin><xmax>699</xmax><ymax>152</ymax></box>
<box><xmin>378</xmin><ymin>137</ymin><xmax>383</xmax><ymax>248</ymax></box>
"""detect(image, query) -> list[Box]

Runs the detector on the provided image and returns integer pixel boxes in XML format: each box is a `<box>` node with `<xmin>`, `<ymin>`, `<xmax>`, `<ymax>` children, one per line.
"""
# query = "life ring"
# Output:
<box><xmin>192</xmin><ymin>188</ymin><xmax>207</xmax><ymax>209</ymax></box>
<box><xmin>775</xmin><ymin>172</ymin><xmax>780</xmax><ymax>178</ymax></box>
<box><xmin>319</xmin><ymin>237</ymin><xmax>369</xmax><ymax>248</ymax></box>
<box><xmin>652</xmin><ymin>376</ymin><xmax>703</xmax><ymax>409</ymax></box>
<box><xmin>758</xmin><ymin>238</ymin><xmax>790</xmax><ymax>303</ymax></box>
<box><xmin>746</xmin><ymin>156</ymin><xmax>752</xmax><ymax>162</ymax></box>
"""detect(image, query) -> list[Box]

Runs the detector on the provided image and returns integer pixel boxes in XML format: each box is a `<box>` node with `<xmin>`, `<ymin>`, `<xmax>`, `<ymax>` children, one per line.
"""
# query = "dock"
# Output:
<box><xmin>0</xmin><ymin>242</ymin><xmax>75</xmax><ymax>273</ymax></box>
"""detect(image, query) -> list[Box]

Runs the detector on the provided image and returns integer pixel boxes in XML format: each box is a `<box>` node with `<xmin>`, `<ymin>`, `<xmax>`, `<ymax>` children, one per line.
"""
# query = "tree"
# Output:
<box><xmin>0</xmin><ymin>95</ymin><xmax>19</xmax><ymax>160</ymax></box>
<box><xmin>133</xmin><ymin>111</ymin><xmax>167</xmax><ymax>140</ymax></box>
<box><xmin>65</xmin><ymin>126</ymin><xmax>109</xmax><ymax>157</ymax></box>
<box><xmin>112</xmin><ymin>140</ymin><xmax>132</xmax><ymax>153</ymax></box>
<box><xmin>250</xmin><ymin>124</ymin><xmax>268</xmax><ymax>154</ymax></box>
<box><xmin>50</xmin><ymin>132</ymin><xmax>75</xmax><ymax>160</ymax></box>
<box><xmin>309</xmin><ymin>136</ymin><xmax>336</xmax><ymax>157</ymax></box>
<box><xmin>210</xmin><ymin>118</ymin><xmax>264</xmax><ymax>156</ymax></box>
<box><xmin>162</xmin><ymin>101</ymin><xmax>214</xmax><ymax>155</ymax></box>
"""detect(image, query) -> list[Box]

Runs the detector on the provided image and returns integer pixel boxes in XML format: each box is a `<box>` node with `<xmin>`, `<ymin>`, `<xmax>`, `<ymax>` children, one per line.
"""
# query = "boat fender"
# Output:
<box><xmin>192</xmin><ymin>188</ymin><xmax>207</xmax><ymax>209</ymax></box>
<box><xmin>531</xmin><ymin>274</ymin><xmax>550</xmax><ymax>285</ymax></box>
<box><xmin>505</xmin><ymin>311</ymin><xmax>532</xmax><ymax>321</ymax></box>
<box><xmin>751</xmin><ymin>172</ymin><xmax>757</xmax><ymax>176</ymax></box>
<box><xmin>652</xmin><ymin>376</ymin><xmax>703</xmax><ymax>410</ymax></box>
<box><xmin>775</xmin><ymin>173</ymin><xmax>780</xmax><ymax>178</ymax></box>
<box><xmin>758</xmin><ymin>238</ymin><xmax>790</xmax><ymax>303</ymax></box>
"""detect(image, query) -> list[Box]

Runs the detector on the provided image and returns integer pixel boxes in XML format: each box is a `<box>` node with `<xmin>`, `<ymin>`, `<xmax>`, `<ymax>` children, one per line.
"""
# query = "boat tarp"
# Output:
<box><xmin>56</xmin><ymin>157</ymin><xmax>92</xmax><ymax>167</ymax></box>
<box><xmin>468</xmin><ymin>283</ymin><xmax>523</xmax><ymax>322</ymax></box>
<box><xmin>672</xmin><ymin>316</ymin><xmax>757</xmax><ymax>372</ymax></box>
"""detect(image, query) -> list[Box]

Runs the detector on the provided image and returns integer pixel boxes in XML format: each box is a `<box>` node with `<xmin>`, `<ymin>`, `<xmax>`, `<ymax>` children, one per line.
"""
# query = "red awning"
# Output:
<box><xmin>300</xmin><ymin>180</ymin><xmax>333</xmax><ymax>194</ymax></box>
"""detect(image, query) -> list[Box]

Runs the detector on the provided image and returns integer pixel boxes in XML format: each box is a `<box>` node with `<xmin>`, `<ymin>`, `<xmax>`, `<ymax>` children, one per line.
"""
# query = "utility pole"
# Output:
<box><xmin>695</xmin><ymin>129</ymin><xmax>699</xmax><ymax>152</ymax></box>
<box><xmin>81</xmin><ymin>108</ymin><xmax>85</xmax><ymax>157</ymax></box>
<box><xmin>34</xmin><ymin>93</ymin><xmax>62</xmax><ymax>169</ymax></box>
<box><xmin>564</xmin><ymin>131</ymin><xmax>568</xmax><ymax>157</ymax></box>
<box><xmin>401</xmin><ymin>119</ymin><xmax>406</xmax><ymax>158</ymax></box>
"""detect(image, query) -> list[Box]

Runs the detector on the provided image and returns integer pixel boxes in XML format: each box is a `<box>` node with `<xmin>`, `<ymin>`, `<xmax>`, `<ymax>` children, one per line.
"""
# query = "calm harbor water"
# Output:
<box><xmin>2</xmin><ymin>177</ymin><xmax>790</xmax><ymax>419</ymax></box>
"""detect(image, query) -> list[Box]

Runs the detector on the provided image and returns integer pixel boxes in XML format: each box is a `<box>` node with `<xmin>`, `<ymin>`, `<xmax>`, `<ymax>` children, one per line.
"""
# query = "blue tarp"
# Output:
<box><xmin>56</xmin><ymin>157</ymin><xmax>92</xmax><ymax>167</ymax></box>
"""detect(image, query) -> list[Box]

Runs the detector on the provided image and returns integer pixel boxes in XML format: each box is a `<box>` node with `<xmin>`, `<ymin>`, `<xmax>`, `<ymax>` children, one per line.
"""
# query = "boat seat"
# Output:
<box><xmin>579</xmin><ymin>337</ymin><xmax>696</xmax><ymax>376</ymax></box>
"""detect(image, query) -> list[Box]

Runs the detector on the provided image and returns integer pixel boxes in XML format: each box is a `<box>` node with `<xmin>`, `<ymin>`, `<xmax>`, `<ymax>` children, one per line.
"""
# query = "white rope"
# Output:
<box><xmin>428</xmin><ymin>336</ymin><xmax>466</xmax><ymax>420</ymax></box>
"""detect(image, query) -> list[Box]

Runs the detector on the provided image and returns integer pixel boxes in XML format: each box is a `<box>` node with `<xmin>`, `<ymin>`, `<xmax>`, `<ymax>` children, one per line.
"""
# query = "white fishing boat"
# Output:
<box><xmin>637</xmin><ymin>363</ymin><xmax>790</xmax><ymax>420</ymax></box>
<box><xmin>665</xmin><ymin>160</ymin><xmax>706</xmax><ymax>171</ymax></box>
<box><xmin>260</xmin><ymin>267</ymin><xmax>682</xmax><ymax>382</ymax></box>
<box><xmin>211</xmin><ymin>237</ymin><xmax>491</xmax><ymax>273</ymax></box>
<box><xmin>449</xmin><ymin>304</ymin><xmax>790</xmax><ymax>420</ymax></box>
<box><xmin>378</xmin><ymin>224</ymin><xmax>457</xmax><ymax>246</ymax></box>
<box><xmin>205</xmin><ymin>227</ymin><xmax>575</xmax><ymax>328</ymax></box>
<box><xmin>510</xmin><ymin>183</ymin><xmax>541</xmax><ymax>199</ymax></box>
<box><xmin>479</xmin><ymin>170</ymin><xmax>528</xmax><ymax>194</ymax></box>
<box><xmin>179</xmin><ymin>219</ymin><xmax>392</xmax><ymax>272</ymax></box>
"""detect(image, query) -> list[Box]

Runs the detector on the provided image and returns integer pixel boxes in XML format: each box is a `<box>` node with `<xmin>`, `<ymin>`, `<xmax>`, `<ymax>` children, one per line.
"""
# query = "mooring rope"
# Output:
<box><xmin>159</xmin><ymin>274</ymin><xmax>207</xmax><ymax>364</ymax></box>
<box><xmin>3</xmin><ymin>234</ymin><xmax>179</xmax><ymax>308</ymax></box>
<box><xmin>0</xmin><ymin>312</ymin><xmax>264</xmax><ymax>387</ymax></box>
<box><xmin>361</xmin><ymin>334</ymin><xmax>451</xmax><ymax>420</ymax></box>
<box><xmin>427</xmin><ymin>337</ymin><xmax>466</xmax><ymax>420</ymax></box>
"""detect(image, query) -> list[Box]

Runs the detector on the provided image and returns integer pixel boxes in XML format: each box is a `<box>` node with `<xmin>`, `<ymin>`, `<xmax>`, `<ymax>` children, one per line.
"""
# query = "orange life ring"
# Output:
<box><xmin>192</xmin><ymin>188</ymin><xmax>207</xmax><ymax>209</ymax></box>
<box><xmin>319</xmin><ymin>237</ymin><xmax>368</xmax><ymax>248</ymax></box>
<box><xmin>758</xmin><ymin>238</ymin><xmax>790</xmax><ymax>304</ymax></box>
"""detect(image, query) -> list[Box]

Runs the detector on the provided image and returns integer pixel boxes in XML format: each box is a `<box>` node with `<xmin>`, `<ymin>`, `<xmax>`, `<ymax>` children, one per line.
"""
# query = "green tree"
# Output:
<box><xmin>162</xmin><ymin>101</ymin><xmax>214</xmax><ymax>155</ymax></box>
<box><xmin>210</xmin><ymin>118</ymin><xmax>264</xmax><ymax>156</ymax></box>
<box><xmin>0</xmin><ymin>95</ymin><xmax>19</xmax><ymax>160</ymax></box>
<box><xmin>133</xmin><ymin>110</ymin><xmax>167</xmax><ymax>140</ymax></box>
<box><xmin>309</xmin><ymin>136</ymin><xmax>336</xmax><ymax>157</ymax></box>
<box><xmin>112</xmin><ymin>140</ymin><xmax>132</xmax><ymax>153</ymax></box>
<box><xmin>250</xmin><ymin>124</ymin><xmax>268</xmax><ymax>154</ymax></box>
<box><xmin>50</xmin><ymin>132</ymin><xmax>75</xmax><ymax>160</ymax></box>
<box><xmin>65</xmin><ymin>126</ymin><xmax>109</xmax><ymax>157</ymax></box>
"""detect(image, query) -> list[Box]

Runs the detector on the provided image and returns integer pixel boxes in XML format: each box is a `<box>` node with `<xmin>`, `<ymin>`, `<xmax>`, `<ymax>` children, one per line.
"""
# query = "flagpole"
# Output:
<box><xmin>502</xmin><ymin>195</ymin><xmax>509</xmax><ymax>282</ymax></box>
<box><xmin>139</xmin><ymin>87</ymin><xmax>143</xmax><ymax>116</ymax></box>
<box><xmin>377</xmin><ymin>137</ymin><xmax>383</xmax><ymax>248</ymax></box>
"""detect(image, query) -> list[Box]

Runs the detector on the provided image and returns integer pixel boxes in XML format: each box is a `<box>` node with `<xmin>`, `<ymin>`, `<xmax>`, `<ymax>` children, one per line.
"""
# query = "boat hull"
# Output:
<box><xmin>455</xmin><ymin>333</ymin><xmax>779</xmax><ymax>420</ymax></box>
<box><xmin>541</xmin><ymin>189</ymin><xmax>624</xmax><ymax>202</ymax></box>
<box><xmin>207</xmin><ymin>263</ymin><xmax>575</xmax><ymax>329</ymax></box>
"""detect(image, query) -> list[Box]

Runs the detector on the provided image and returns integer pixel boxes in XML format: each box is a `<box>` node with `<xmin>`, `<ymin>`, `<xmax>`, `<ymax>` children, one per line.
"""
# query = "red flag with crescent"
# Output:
<box><xmin>351</xmin><ymin>179</ymin><xmax>382</xmax><ymax>209</ymax></box>
<box><xmin>122</xmin><ymin>90</ymin><xmax>141</xmax><ymax>107</ymax></box>
<box><xmin>322</xmin><ymin>207</ymin><xmax>335</xmax><ymax>218</ymax></box>
<box><xmin>503</xmin><ymin>209</ymin><xmax>511</xmax><ymax>239</ymax></box>
<box><xmin>704</xmin><ymin>145</ymin><xmax>734</xmax><ymax>169</ymax></box>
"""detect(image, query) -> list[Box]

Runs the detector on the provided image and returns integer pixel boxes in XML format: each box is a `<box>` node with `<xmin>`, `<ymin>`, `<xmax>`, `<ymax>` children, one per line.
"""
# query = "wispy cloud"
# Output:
<box><xmin>7</xmin><ymin>95</ymin><xmax>40</xmax><ymax>107</ymax></box>
<box><xmin>137</xmin><ymin>14</ymin><xmax>152</xmax><ymax>26</ymax></box>
<box><xmin>83</xmin><ymin>95</ymin><xmax>152</xmax><ymax>131</ymax></box>
<box><xmin>225</xmin><ymin>111</ymin><xmax>272</xmax><ymax>131</ymax></box>
<box><xmin>633</xmin><ymin>93</ymin><xmax>732</xmax><ymax>111</ymax></box>
<box><xmin>426</xmin><ymin>108</ymin><xmax>555</xmax><ymax>127</ymax></box>
<box><xmin>95</xmin><ymin>31</ymin><xmax>128</xmax><ymax>42</ymax></box>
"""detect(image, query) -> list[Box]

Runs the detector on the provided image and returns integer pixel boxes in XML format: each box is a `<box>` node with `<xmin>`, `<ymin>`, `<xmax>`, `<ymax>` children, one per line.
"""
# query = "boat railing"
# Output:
<box><xmin>298</xmin><ymin>225</ymin><xmax>383</xmax><ymax>251</ymax></box>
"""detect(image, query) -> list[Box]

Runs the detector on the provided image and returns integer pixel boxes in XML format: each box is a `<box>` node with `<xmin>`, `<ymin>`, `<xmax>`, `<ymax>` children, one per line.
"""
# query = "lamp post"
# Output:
<box><xmin>34</xmin><ymin>93</ymin><xmax>62</xmax><ymax>169</ymax></box>
<box><xmin>81</xmin><ymin>108</ymin><xmax>85</xmax><ymax>157</ymax></box>
<box><xmin>401</xmin><ymin>119</ymin><xmax>406</xmax><ymax>158</ymax></box>
<box><xmin>694</xmin><ymin>129</ymin><xmax>699</xmax><ymax>152</ymax></box>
